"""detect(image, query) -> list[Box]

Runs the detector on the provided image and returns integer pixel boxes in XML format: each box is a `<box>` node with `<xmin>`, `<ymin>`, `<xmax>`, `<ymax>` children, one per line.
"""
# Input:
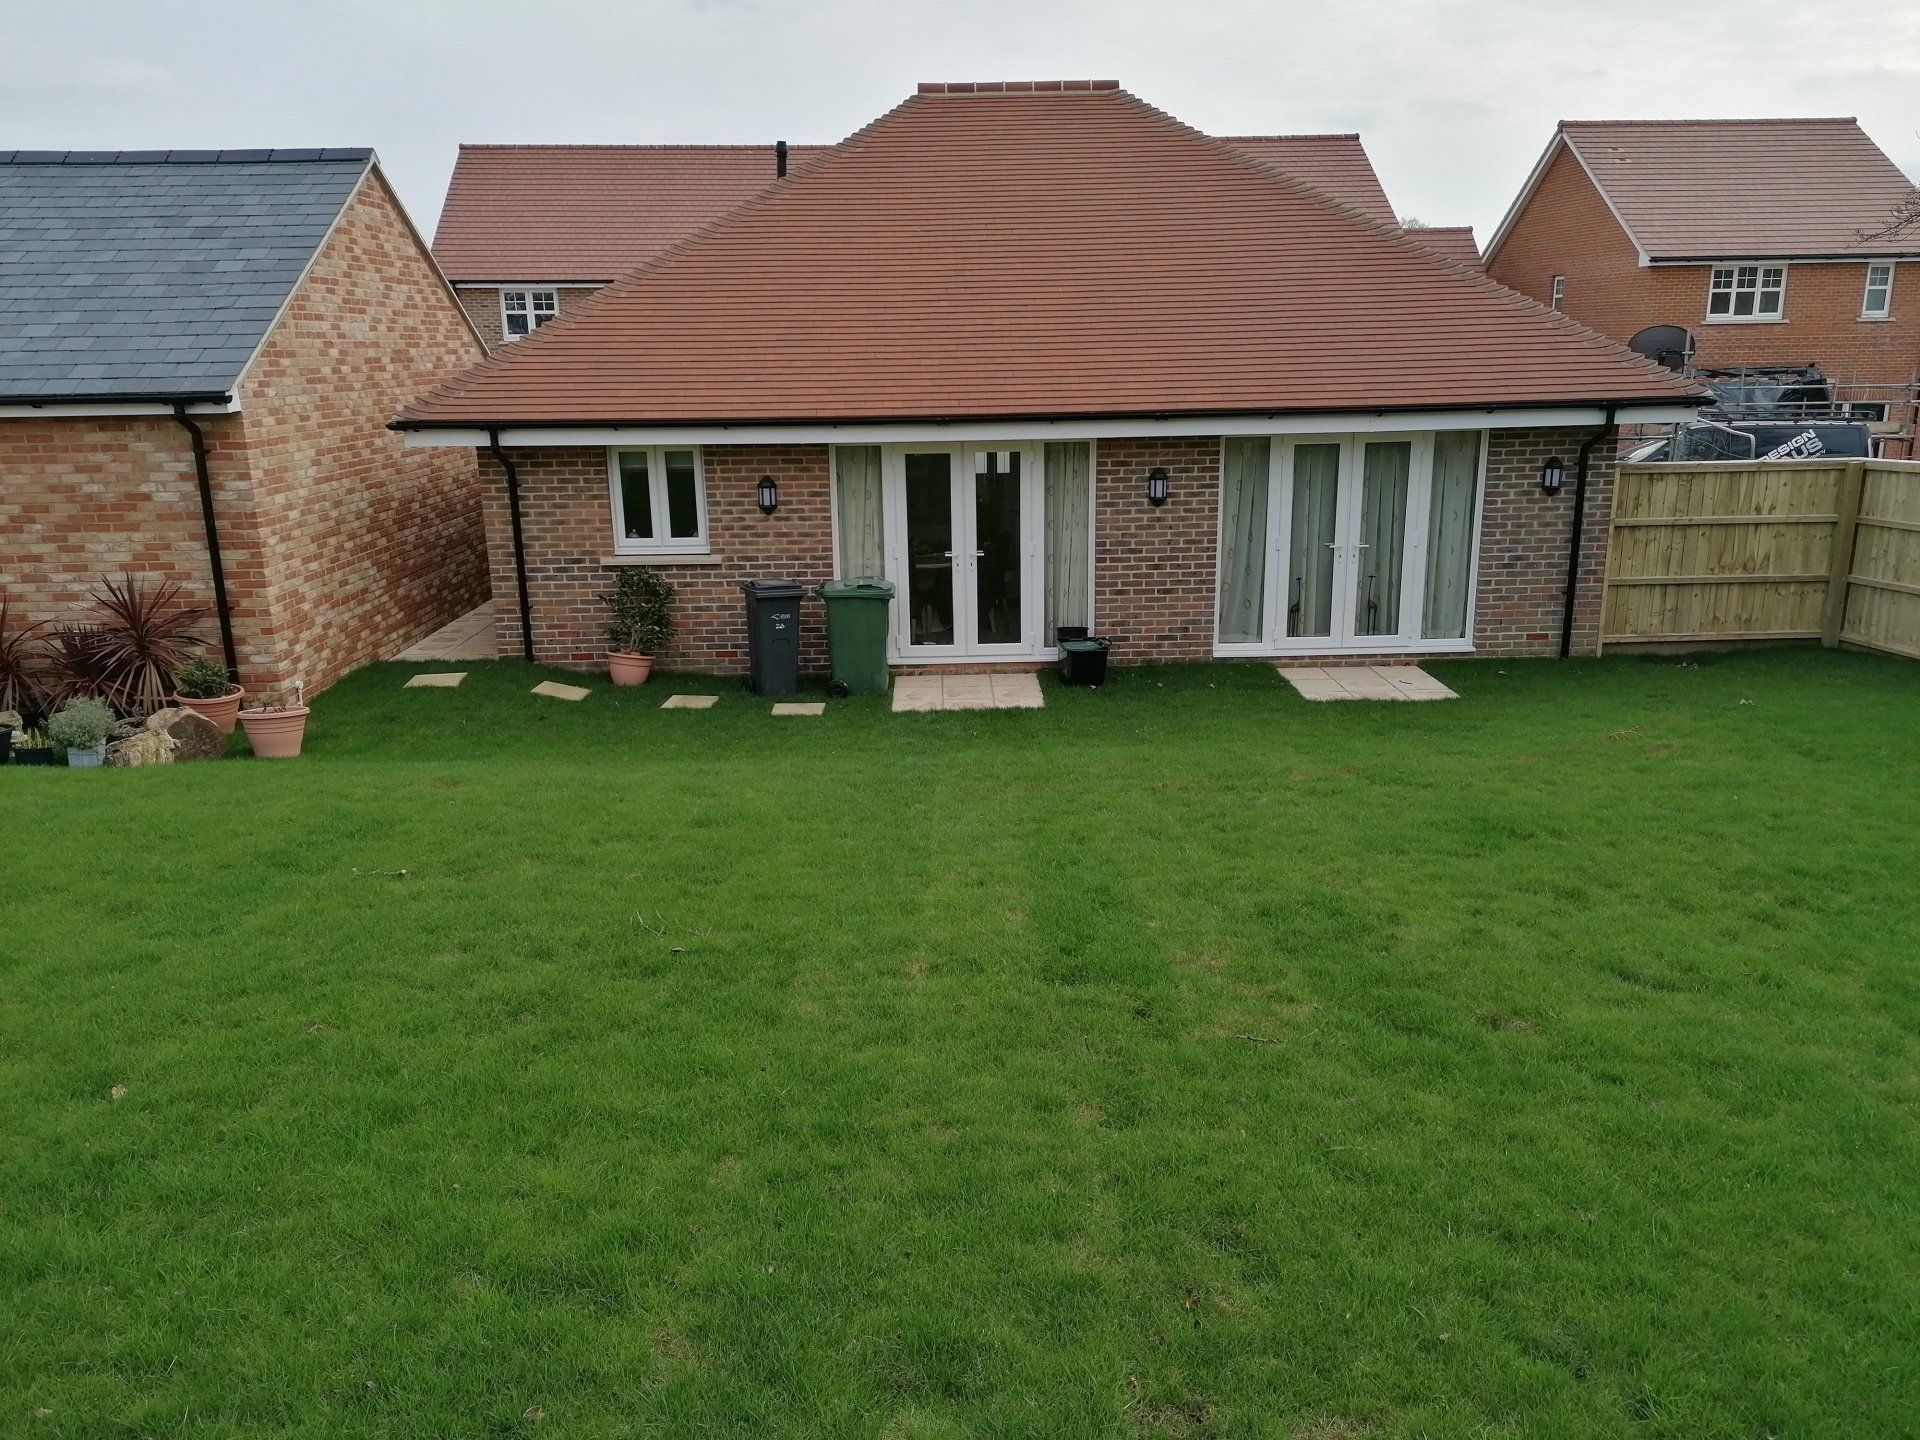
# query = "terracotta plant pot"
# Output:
<box><xmin>174</xmin><ymin>684</ymin><xmax>245</xmax><ymax>735</ymax></box>
<box><xmin>608</xmin><ymin>651</ymin><xmax>655</xmax><ymax>686</ymax></box>
<box><xmin>239</xmin><ymin>705</ymin><xmax>310</xmax><ymax>759</ymax></box>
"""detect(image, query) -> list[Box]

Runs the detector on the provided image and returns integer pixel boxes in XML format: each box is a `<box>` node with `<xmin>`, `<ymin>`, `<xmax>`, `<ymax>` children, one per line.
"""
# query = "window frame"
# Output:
<box><xmin>1862</xmin><ymin>262</ymin><xmax>1895</xmax><ymax>320</ymax></box>
<box><xmin>1549</xmin><ymin>275</ymin><xmax>1566</xmax><ymax>312</ymax></box>
<box><xmin>500</xmin><ymin>287</ymin><xmax>560</xmax><ymax>340</ymax></box>
<box><xmin>1705</xmin><ymin>263</ymin><xmax>1787</xmax><ymax>323</ymax></box>
<box><xmin>606</xmin><ymin>446</ymin><xmax>710</xmax><ymax>556</ymax></box>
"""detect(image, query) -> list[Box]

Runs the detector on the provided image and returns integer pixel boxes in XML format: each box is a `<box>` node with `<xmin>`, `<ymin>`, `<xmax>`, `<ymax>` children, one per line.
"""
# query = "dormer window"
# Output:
<box><xmin>1706</xmin><ymin>265</ymin><xmax>1785</xmax><ymax>321</ymax></box>
<box><xmin>501</xmin><ymin>288</ymin><xmax>558</xmax><ymax>339</ymax></box>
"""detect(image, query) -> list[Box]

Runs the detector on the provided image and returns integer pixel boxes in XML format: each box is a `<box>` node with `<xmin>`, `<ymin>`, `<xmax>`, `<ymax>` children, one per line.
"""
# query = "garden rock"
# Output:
<box><xmin>145</xmin><ymin>706</ymin><xmax>225</xmax><ymax>761</ymax></box>
<box><xmin>107</xmin><ymin>730</ymin><xmax>177</xmax><ymax>767</ymax></box>
<box><xmin>0</xmin><ymin>710</ymin><xmax>19</xmax><ymax>732</ymax></box>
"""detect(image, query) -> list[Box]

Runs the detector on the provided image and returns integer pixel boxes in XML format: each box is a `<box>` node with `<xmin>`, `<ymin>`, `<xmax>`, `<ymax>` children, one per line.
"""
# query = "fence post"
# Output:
<box><xmin>1822</xmin><ymin>459</ymin><xmax>1868</xmax><ymax>648</ymax></box>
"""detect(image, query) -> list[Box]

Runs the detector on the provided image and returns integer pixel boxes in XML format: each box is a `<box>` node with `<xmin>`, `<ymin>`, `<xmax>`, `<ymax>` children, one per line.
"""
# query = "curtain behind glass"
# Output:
<box><xmin>1355</xmin><ymin>441</ymin><xmax>1410</xmax><ymax>637</ymax></box>
<box><xmin>834</xmin><ymin>446</ymin><xmax>884</xmax><ymax>579</ymax></box>
<box><xmin>1423</xmin><ymin>432</ymin><xmax>1481</xmax><ymax>639</ymax></box>
<box><xmin>1288</xmin><ymin>444</ymin><xmax>1340</xmax><ymax>637</ymax></box>
<box><xmin>1217</xmin><ymin>438</ymin><xmax>1270</xmax><ymax>643</ymax></box>
<box><xmin>1043</xmin><ymin>442</ymin><xmax>1091</xmax><ymax>644</ymax></box>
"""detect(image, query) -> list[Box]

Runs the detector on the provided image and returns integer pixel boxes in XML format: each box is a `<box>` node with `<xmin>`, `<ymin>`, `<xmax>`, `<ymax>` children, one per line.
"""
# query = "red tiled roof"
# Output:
<box><xmin>432</xmin><ymin>143</ymin><xmax>830</xmax><ymax>281</ymax></box>
<box><xmin>1556</xmin><ymin>118</ymin><xmax>1920</xmax><ymax>259</ymax></box>
<box><xmin>1219</xmin><ymin>134</ymin><xmax>1395</xmax><ymax>224</ymax></box>
<box><xmin>1408</xmin><ymin>225</ymin><xmax>1480</xmax><ymax>268</ymax></box>
<box><xmin>436</xmin><ymin>133</ymin><xmax>1397</xmax><ymax>281</ymax></box>
<box><xmin>400</xmin><ymin>85</ymin><xmax>1701</xmax><ymax>428</ymax></box>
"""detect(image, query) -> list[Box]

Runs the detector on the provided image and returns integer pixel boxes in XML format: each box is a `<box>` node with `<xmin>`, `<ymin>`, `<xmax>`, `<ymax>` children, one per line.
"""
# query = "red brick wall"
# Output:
<box><xmin>480</xmin><ymin>444</ymin><xmax>833</xmax><ymax>673</ymax></box>
<box><xmin>454</xmin><ymin>284</ymin><xmax>603</xmax><ymax>350</ymax></box>
<box><xmin>0</xmin><ymin>413</ymin><xmax>278</xmax><ymax>668</ymax></box>
<box><xmin>1092</xmin><ymin>436</ymin><xmax>1222</xmax><ymax>661</ymax></box>
<box><xmin>232</xmin><ymin>168</ymin><xmax>489</xmax><ymax>695</ymax></box>
<box><xmin>485</xmin><ymin>426</ymin><xmax>1608</xmax><ymax>675</ymax></box>
<box><xmin>1476</xmin><ymin>426</ymin><xmax>1614</xmax><ymax>656</ymax></box>
<box><xmin>1488</xmin><ymin>143</ymin><xmax>1920</xmax><ymax>387</ymax></box>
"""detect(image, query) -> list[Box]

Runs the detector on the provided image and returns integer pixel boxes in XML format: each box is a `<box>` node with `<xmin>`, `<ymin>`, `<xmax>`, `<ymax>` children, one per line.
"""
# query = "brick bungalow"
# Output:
<box><xmin>1484</xmin><ymin>119</ymin><xmax>1920</xmax><ymax>433</ymax></box>
<box><xmin>0</xmin><ymin>148</ymin><xmax>488</xmax><ymax>697</ymax></box>
<box><xmin>430</xmin><ymin>132</ymin><xmax>1458</xmax><ymax>350</ymax></box>
<box><xmin>395</xmin><ymin>82</ymin><xmax>1702</xmax><ymax>676</ymax></box>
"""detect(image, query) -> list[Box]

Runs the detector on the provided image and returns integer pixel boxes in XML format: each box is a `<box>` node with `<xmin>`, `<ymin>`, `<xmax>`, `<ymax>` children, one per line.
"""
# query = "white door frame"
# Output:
<box><xmin>881</xmin><ymin>442</ymin><xmax>1045</xmax><ymax>661</ymax></box>
<box><xmin>1217</xmin><ymin>430</ymin><xmax>1481</xmax><ymax>658</ymax></box>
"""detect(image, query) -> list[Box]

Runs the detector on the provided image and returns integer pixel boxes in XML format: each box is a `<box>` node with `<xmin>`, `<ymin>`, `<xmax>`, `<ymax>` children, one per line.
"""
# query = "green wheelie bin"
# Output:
<box><xmin>816</xmin><ymin>577</ymin><xmax>895</xmax><ymax>697</ymax></box>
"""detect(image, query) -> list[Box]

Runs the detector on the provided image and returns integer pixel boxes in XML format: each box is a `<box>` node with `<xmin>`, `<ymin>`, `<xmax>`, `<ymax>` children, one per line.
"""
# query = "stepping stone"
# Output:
<box><xmin>890</xmin><ymin>675</ymin><xmax>943</xmax><ymax>713</ymax></box>
<box><xmin>988</xmin><ymin>673</ymin><xmax>1045</xmax><ymax>709</ymax></box>
<box><xmin>771</xmin><ymin>701</ymin><xmax>825</xmax><ymax>716</ymax></box>
<box><xmin>1374</xmin><ymin>666</ymin><xmax>1458</xmax><ymax>701</ymax></box>
<box><xmin>404</xmin><ymin>672</ymin><xmax>466</xmax><ymax>688</ymax></box>
<box><xmin>531</xmin><ymin>680</ymin><xmax>590</xmax><ymax>702</ymax></box>
<box><xmin>1278</xmin><ymin>666</ymin><xmax>1351</xmax><ymax>701</ymax></box>
<box><xmin>660</xmin><ymin>694</ymin><xmax>718</xmax><ymax>710</ymax></box>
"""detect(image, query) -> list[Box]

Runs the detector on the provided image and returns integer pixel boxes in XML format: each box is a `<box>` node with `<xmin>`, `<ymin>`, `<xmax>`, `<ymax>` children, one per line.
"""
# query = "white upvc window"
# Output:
<box><xmin>1549</xmin><ymin>275</ymin><xmax>1566</xmax><ymax>311</ymax></box>
<box><xmin>501</xmin><ymin>288</ymin><xmax>558</xmax><ymax>339</ymax></box>
<box><xmin>608</xmin><ymin>447</ymin><xmax>708</xmax><ymax>554</ymax></box>
<box><xmin>1706</xmin><ymin>264</ymin><xmax>1786</xmax><ymax>321</ymax></box>
<box><xmin>1862</xmin><ymin>262</ymin><xmax>1895</xmax><ymax>319</ymax></box>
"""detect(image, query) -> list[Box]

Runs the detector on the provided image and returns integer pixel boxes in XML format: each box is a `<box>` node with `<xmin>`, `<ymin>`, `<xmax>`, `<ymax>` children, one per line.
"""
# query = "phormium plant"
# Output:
<box><xmin>0</xmin><ymin>595</ymin><xmax>49</xmax><ymax>723</ymax></box>
<box><xmin>86</xmin><ymin>574</ymin><xmax>211</xmax><ymax>715</ymax></box>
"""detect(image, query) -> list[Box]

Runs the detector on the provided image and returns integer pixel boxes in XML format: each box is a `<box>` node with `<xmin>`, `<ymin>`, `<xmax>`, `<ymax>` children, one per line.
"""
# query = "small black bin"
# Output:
<box><xmin>741</xmin><ymin>578</ymin><xmax>804</xmax><ymax>697</ymax></box>
<box><xmin>1058</xmin><ymin>634</ymin><xmax>1111</xmax><ymax>688</ymax></box>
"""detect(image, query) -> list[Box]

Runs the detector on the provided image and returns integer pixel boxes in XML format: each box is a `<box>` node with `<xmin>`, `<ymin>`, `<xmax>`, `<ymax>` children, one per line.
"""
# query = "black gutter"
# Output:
<box><xmin>487</xmin><ymin>427</ymin><xmax>536</xmax><ymax>663</ymax></box>
<box><xmin>391</xmin><ymin>395</ymin><xmax>1707</xmax><ymax>434</ymax></box>
<box><xmin>7</xmin><ymin>391</ymin><xmax>232</xmax><ymax>409</ymax></box>
<box><xmin>170</xmin><ymin>401</ymin><xmax>240</xmax><ymax>679</ymax></box>
<box><xmin>1559</xmin><ymin>403</ymin><xmax>1619</xmax><ymax>660</ymax></box>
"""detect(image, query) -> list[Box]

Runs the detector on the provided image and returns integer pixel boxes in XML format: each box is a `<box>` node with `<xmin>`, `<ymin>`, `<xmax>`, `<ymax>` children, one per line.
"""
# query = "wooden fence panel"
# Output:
<box><xmin>1843</xmin><ymin>465</ymin><xmax>1920</xmax><ymax>659</ymax></box>
<box><xmin>1601</xmin><ymin>459</ymin><xmax>1920</xmax><ymax>658</ymax></box>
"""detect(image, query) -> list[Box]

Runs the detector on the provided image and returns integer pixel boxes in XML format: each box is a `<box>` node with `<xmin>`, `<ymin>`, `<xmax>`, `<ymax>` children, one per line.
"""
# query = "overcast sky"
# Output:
<box><xmin>5</xmin><ymin>0</ymin><xmax>1918</xmax><ymax>243</ymax></box>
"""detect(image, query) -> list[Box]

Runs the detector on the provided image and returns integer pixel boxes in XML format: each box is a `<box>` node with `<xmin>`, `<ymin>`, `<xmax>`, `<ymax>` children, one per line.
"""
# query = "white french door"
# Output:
<box><xmin>883</xmin><ymin>444</ymin><xmax>1044</xmax><ymax>660</ymax></box>
<box><xmin>1268</xmin><ymin>433</ymin><xmax>1435</xmax><ymax>652</ymax></box>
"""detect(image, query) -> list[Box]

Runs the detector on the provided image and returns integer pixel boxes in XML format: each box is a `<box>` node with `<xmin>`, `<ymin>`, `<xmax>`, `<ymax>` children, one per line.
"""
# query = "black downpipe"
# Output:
<box><xmin>775</xmin><ymin>140</ymin><xmax>788</xmax><ymax>179</ymax></box>
<box><xmin>171</xmin><ymin>402</ymin><xmax>239</xmax><ymax>679</ymax></box>
<box><xmin>488</xmin><ymin>428</ymin><xmax>536</xmax><ymax>662</ymax></box>
<box><xmin>1559</xmin><ymin>403</ymin><xmax>1619</xmax><ymax>659</ymax></box>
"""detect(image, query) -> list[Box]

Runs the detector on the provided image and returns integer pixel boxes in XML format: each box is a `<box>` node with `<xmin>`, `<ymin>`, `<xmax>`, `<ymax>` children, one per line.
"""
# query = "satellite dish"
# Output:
<box><xmin>1629</xmin><ymin>325</ymin><xmax>1693</xmax><ymax>370</ymax></box>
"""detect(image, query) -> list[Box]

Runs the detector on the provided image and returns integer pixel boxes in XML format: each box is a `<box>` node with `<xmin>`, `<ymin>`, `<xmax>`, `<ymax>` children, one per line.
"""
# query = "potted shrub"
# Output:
<box><xmin>13</xmin><ymin>726</ymin><xmax>56</xmax><ymax>766</ymax></box>
<box><xmin>600</xmin><ymin>568</ymin><xmax>675</xmax><ymax>685</ymax></box>
<box><xmin>173</xmin><ymin>655</ymin><xmax>244</xmax><ymax>734</ymax></box>
<box><xmin>48</xmin><ymin>697</ymin><xmax>116</xmax><ymax>768</ymax></box>
<box><xmin>238</xmin><ymin>680</ymin><xmax>309</xmax><ymax>759</ymax></box>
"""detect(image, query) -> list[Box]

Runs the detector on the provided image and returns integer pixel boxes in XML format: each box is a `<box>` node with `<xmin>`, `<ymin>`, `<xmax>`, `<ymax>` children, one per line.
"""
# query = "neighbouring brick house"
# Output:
<box><xmin>0</xmin><ymin>149</ymin><xmax>488</xmax><ymax>697</ymax></box>
<box><xmin>430</xmin><ymin>131</ymin><xmax>1468</xmax><ymax>351</ymax></box>
<box><xmin>396</xmin><ymin>82</ymin><xmax>1701</xmax><ymax>676</ymax></box>
<box><xmin>1484</xmin><ymin>119</ymin><xmax>1920</xmax><ymax>449</ymax></box>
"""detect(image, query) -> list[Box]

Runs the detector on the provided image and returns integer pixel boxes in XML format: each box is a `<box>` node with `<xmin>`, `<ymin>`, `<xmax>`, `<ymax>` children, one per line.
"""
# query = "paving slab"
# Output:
<box><xmin>660</xmin><ymin>694</ymin><xmax>719</xmax><ymax>709</ymax></box>
<box><xmin>403</xmin><ymin>672</ymin><xmax>466</xmax><ymax>689</ymax></box>
<box><xmin>531</xmin><ymin>681</ymin><xmax>591</xmax><ymax>702</ymax></box>
<box><xmin>890</xmin><ymin>672</ymin><xmax>1049</xmax><ymax>713</ymax></box>
<box><xmin>1277</xmin><ymin>664</ymin><xmax>1457</xmax><ymax>702</ymax></box>
<box><xmin>771</xmin><ymin>701</ymin><xmax>825</xmax><ymax>716</ymax></box>
<box><xmin>989</xmin><ymin>673</ymin><xmax>1046</xmax><ymax>708</ymax></box>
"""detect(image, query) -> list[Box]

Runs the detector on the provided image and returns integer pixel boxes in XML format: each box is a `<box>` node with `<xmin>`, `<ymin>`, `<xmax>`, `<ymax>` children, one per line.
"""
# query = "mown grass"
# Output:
<box><xmin>3</xmin><ymin>649</ymin><xmax>1917</xmax><ymax>1439</ymax></box>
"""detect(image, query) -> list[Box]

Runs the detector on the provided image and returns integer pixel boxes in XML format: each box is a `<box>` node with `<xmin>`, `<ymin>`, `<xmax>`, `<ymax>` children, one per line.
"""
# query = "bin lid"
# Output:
<box><xmin>1060</xmin><ymin>636</ymin><xmax>1110</xmax><ymax>652</ymax></box>
<box><xmin>817</xmin><ymin>576</ymin><xmax>896</xmax><ymax>600</ymax></box>
<box><xmin>740</xmin><ymin>578</ymin><xmax>804</xmax><ymax>599</ymax></box>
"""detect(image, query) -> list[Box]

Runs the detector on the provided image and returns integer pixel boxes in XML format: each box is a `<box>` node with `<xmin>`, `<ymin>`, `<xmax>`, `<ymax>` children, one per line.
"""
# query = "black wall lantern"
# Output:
<box><xmin>1146</xmin><ymin>467</ymin><xmax>1170</xmax><ymax>507</ymax></box>
<box><xmin>1539</xmin><ymin>456</ymin><xmax>1565</xmax><ymax>494</ymax></box>
<box><xmin>757</xmin><ymin>475</ymin><xmax>779</xmax><ymax>515</ymax></box>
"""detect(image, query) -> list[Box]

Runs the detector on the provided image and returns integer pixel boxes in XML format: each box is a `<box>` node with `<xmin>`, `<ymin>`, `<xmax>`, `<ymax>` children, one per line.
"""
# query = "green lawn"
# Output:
<box><xmin>5</xmin><ymin>650</ymin><xmax>1918</xmax><ymax>1439</ymax></box>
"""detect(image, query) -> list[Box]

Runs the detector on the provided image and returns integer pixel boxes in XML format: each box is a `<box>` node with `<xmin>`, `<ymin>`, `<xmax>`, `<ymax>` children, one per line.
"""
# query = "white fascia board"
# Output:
<box><xmin>0</xmin><ymin>399</ymin><xmax>240</xmax><ymax>420</ymax></box>
<box><xmin>401</xmin><ymin>404</ymin><xmax>1701</xmax><ymax>449</ymax></box>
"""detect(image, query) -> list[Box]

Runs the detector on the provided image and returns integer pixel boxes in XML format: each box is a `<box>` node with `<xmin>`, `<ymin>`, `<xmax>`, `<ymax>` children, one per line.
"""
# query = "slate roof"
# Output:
<box><xmin>400</xmin><ymin>82</ymin><xmax>1701</xmax><ymax>429</ymax></box>
<box><xmin>432</xmin><ymin>134</ymin><xmax>1399</xmax><ymax>282</ymax></box>
<box><xmin>0</xmin><ymin>149</ymin><xmax>373</xmax><ymax>402</ymax></box>
<box><xmin>1493</xmin><ymin>119</ymin><xmax>1920</xmax><ymax>262</ymax></box>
